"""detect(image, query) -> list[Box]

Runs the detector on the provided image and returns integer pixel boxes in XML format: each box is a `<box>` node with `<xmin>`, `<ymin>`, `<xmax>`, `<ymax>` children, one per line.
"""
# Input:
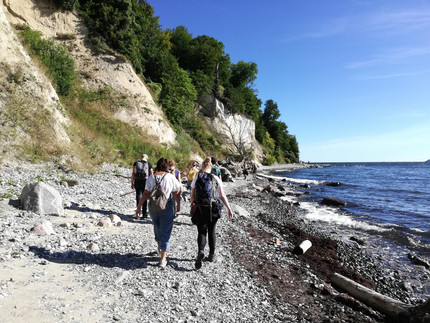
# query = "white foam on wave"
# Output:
<box><xmin>283</xmin><ymin>177</ymin><xmax>320</xmax><ymax>185</ymax></box>
<box><xmin>410</xmin><ymin>227</ymin><xmax>427</xmax><ymax>233</ymax></box>
<box><xmin>260</xmin><ymin>173</ymin><xmax>320</xmax><ymax>185</ymax></box>
<box><xmin>300</xmin><ymin>201</ymin><xmax>387</xmax><ymax>232</ymax></box>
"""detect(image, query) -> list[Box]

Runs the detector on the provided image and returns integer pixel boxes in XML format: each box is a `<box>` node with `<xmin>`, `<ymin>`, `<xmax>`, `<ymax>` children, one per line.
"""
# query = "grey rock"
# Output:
<box><xmin>231</xmin><ymin>204</ymin><xmax>249</xmax><ymax>218</ymax></box>
<box><xmin>31</xmin><ymin>220</ymin><xmax>55</xmax><ymax>235</ymax></box>
<box><xmin>321</xmin><ymin>197</ymin><xmax>347</xmax><ymax>206</ymax></box>
<box><xmin>20</xmin><ymin>182</ymin><xmax>64</xmax><ymax>216</ymax></box>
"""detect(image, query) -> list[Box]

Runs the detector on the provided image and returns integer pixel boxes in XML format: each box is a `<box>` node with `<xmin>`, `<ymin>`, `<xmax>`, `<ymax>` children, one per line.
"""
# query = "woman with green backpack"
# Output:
<box><xmin>190</xmin><ymin>156</ymin><xmax>233</xmax><ymax>269</ymax></box>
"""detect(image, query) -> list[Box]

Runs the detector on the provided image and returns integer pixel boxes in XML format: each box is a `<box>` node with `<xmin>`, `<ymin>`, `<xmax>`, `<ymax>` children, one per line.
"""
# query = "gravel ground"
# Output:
<box><xmin>0</xmin><ymin>162</ymin><xmax>427</xmax><ymax>322</ymax></box>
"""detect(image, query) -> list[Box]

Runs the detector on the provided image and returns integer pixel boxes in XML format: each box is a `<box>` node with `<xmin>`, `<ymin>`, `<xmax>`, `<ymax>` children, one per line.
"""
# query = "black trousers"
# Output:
<box><xmin>135</xmin><ymin>179</ymin><xmax>147</xmax><ymax>216</ymax></box>
<box><xmin>196</xmin><ymin>213</ymin><xmax>219</xmax><ymax>255</ymax></box>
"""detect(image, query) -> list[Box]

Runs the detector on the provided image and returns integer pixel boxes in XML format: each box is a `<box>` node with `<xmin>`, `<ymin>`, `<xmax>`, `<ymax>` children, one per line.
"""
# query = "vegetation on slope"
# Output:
<box><xmin>9</xmin><ymin>26</ymin><xmax>194</xmax><ymax>171</ymax></box>
<box><xmin>54</xmin><ymin>0</ymin><xmax>300</xmax><ymax>164</ymax></box>
<box><xmin>4</xmin><ymin>1</ymin><xmax>299</xmax><ymax>169</ymax></box>
<box><xmin>0</xmin><ymin>61</ymin><xmax>66</xmax><ymax>163</ymax></box>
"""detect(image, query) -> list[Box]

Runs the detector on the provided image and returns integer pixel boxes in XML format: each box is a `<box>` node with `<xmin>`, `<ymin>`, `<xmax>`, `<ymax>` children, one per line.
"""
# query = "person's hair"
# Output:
<box><xmin>168</xmin><ymin>160</ymin><xmax>175</xmax><ymax>168</ymax></box>
<box><xmin>156</xmin><ymin>158</ymin><xmax>168</xmax><ymax>172</ymax></box>
<box><xmin>201</xmin><ymin>157</ymin><xmax>212</xmax><ymax>172</ymax></box>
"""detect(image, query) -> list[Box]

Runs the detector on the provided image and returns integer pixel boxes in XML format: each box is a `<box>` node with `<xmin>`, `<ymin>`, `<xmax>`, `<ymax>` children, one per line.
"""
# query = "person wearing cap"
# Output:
<box><xmin>131</xmin><ymin>154</ymin><xmax>153</xmax><ymax>218</ymax></box>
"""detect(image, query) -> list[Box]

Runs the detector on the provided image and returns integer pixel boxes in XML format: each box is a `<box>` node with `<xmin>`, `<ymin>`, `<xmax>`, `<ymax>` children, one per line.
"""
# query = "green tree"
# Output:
<box><xmin>229</xmin><ymin>61</ymin><xmax>258</xmax><ymax>88</ymax></box>
<box><xmin>225</xmin><ymin>61</ymin><xmax>260</xmax><ymax>117</ymax></box>
<box><xmin>168</xmin><ymin>26</ymin><xmax>193</xmax><ymax>68</ymax></box>
<box><xmin>158</xmin><ymin>55</ymin><xmax>197</xmax><ymax>126</ymax></box>
<box><xmin>169</xmin><ymin>30</ymin><xmax>231</xmax><ymax>97</ymax></box>
<box><xmin>262</xmin><ymin>100</ymin><xmax>299</xmax><ymax>163</ymax></box>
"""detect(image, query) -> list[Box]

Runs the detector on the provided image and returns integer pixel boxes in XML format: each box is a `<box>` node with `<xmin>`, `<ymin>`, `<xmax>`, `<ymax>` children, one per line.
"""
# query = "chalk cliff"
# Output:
<box><xmin>197</xmin><ymin>94</ymin><xmax>264</xmax><ymax>160</ymax></box>
<box><xmin>0</xmin><ymin>0</ymin><xmax>264</xmax><ymax>163</ymax></box>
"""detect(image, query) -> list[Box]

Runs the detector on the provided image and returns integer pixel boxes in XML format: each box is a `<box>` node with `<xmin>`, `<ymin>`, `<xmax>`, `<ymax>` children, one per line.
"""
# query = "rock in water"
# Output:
<box><xmin>321</xmin><ymin>197</ymin><xmax>347</xmax><ymax>207</ymax></box>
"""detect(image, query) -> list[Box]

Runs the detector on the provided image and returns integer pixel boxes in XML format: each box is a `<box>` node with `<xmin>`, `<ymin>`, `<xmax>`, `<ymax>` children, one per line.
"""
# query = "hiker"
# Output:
<box><xmin>190</xmin><ymin>156</ymin><xmax>233</xmax><ymax>270</ymax></box>
<box><xmin>168</xmin><ymin>159</ymin><xmax>182</xmax><ymax>217</ymax></box>
<box><xmin>243</xmin><ymin>162</ymin><xmax>249</xmax><ymax>180</ymax></box>
<box><xmin>251</xmin><ymin>162</ymin><xmax>257</xmax><ymax>179</ymax></box>
<box><xmin>135</xmin><ymin>158</ymin><xmax>181</xmax><ymax>268</ymax></box>
<box><xmin>168</xmin><ymin>160</ymin><xmax>181</xmax><ymax>184</ymax></box>
<box><xmin>210</xmin><ymin>157</ymin><xmax>222</xmax><ymax>180</ymax></box>
<box><xmin>131</xmin><ymin>154</ymin><xmax>153</xmax><ymax>218</ymax></box>
<box><xmin>185</xmin><ymin>161</ymin><xmax>199</xmax><ymax>190</ymax></box>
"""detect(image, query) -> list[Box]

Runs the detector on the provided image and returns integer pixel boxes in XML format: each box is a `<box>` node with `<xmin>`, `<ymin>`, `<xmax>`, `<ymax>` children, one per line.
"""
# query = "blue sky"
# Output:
<box><xmin>147</xmin><ymin>0</ymin><xmax>430</xmax><ymax>162</ymax></box>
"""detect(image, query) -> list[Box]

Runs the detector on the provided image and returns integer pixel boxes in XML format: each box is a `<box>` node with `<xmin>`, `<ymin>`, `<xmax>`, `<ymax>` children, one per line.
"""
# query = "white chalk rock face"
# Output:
<box><xmin>20</xmin><ymin>182</ymin><xmax>64</xmax><ymax>216</ymax></box>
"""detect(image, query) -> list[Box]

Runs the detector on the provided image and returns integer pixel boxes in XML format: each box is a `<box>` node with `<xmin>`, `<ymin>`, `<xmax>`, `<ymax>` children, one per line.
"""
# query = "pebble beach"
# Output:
<box><xmin>0</xmin><ymin>162</ymin><xmax>425</xmax><ymax>322</ymax></box>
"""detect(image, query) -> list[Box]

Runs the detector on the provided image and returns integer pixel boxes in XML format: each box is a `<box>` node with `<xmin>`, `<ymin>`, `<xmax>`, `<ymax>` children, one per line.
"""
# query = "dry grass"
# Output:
<box><xmin>0</xmin><ymin>62</ymin><xmax>66</xmax><ymax>163</ymax></box>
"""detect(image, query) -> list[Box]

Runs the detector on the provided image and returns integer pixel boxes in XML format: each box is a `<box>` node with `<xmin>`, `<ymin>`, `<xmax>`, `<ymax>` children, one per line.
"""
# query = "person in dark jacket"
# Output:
<box><xmin>131</xmin><ymin>154</ymin><xmax>153</xmax><ymax>218</ymax></box>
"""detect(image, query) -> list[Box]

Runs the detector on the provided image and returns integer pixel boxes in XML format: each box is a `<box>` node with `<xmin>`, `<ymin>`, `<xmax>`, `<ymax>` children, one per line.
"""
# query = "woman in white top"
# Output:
<box><xmin>136</xmin><ymin>158</ymin><xmax>181</xmax><ymax>268</ymax></box>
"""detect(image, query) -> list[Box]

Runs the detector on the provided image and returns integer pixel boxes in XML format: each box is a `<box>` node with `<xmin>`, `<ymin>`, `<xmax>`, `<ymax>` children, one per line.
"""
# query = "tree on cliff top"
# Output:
<box><xmin>262</xmin><ymin>100</ymin><xmax>299</xmax><ymax>163</ymax></box>
<box><xmin>54</xmin><ymin>0</ymin><xmax>299</xmax><ymax>163</ymax></box>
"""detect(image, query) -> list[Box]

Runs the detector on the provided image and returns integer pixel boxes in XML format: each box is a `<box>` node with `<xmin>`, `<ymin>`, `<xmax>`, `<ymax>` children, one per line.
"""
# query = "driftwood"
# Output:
<box><xmin>293</xmin><ymin>239</ymin><xmax>312</xmax><ymax>255</ymax></box>
<box><xmin>120</xmin><ymin>190</ymin><xmax>135</xmax><ymax>197</ymax></box>
<box><xmin>331</xmin><ymin>273</ymin><xmax>430</xmax><ymax>322</ymax></box>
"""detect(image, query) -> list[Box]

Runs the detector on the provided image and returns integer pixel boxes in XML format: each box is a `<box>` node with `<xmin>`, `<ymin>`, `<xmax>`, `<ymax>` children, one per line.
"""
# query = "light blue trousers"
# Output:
<box><xmin>150</xmin><ymin>199</ymin><xmax>174</xmax><ymax>251</ymax></box>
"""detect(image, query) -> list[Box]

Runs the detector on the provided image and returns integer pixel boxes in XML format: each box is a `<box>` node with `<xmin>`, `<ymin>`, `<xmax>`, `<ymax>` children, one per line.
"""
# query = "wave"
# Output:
<box><xmin>299</xmin><ymin>201</ymin><xmax>387</xmax><ymax>232</ymax></box>
<box><xmin>278</xmin><ymin>176</ymin><xmax>320</xmax><ymax>185</ymax></box>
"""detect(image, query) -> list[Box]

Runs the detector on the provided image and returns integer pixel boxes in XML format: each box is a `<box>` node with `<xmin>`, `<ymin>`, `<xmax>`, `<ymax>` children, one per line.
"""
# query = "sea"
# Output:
<box><xmin>273</xmin><ymin>162</ymin><xmax>430</xmax><ymax>298</ymax></box>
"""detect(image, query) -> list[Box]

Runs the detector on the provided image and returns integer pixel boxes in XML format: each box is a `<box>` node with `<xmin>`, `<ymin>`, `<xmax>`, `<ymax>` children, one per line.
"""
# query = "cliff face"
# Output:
<box><xmin>0</xmin><ymin>2</ymin><xmax>70</xmax><ymax>158</ymax></box>
<box><xmin>197</xmin><ymin>95</ymin><xmax>264</xmax><ymax>160</ymax></box>
<box><xmin>0</xmin><ymin>0</ymin><xmax>264</xmax><ymax>164</ymax></box>
<box><xmin>1</xmin><ymin>0</ymin><xmax>176</xmax><ymax>148</ymax></box>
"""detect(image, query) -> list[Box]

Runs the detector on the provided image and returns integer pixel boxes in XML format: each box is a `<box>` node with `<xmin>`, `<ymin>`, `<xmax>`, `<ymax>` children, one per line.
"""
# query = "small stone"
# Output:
<box><xmin>88</xmin><ymin>243</ymin><xmax>99</xmax><ymax>252</ymax></box>
<box><xmin>97</xmin><ymin>218</ymin><xmax>112</xmax><ymax>228</ymax></box>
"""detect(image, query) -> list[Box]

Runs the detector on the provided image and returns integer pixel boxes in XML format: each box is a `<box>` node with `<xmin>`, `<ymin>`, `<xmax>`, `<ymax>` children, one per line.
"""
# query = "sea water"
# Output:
<box><xmin>275</xmin><ymin>162</ymin><xmax>430</xmax><ymax>297</ymax></box>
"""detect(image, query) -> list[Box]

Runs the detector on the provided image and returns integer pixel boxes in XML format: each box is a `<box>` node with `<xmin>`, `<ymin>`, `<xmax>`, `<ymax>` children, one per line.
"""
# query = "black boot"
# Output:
<box><xmin>195</xmin><ymin>251</ymin><xmax>204</xmax><ymax>270</ymax></box>
<box><xmin>141</xmin><ymin>208</ymin><xmax>148</xmax><ymax>218</ymax></box>
<box><xmin>207</xmin><ymin>253</ymin><xmax>216</xmax><ymax>262</ymax></box>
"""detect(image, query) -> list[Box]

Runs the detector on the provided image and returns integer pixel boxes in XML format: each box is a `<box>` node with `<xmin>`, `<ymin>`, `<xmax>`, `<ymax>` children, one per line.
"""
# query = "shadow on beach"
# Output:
<box><xmin>28</xmin><ymin>246</ymin><xmax>194</xmax><ymax>272</ymax></box>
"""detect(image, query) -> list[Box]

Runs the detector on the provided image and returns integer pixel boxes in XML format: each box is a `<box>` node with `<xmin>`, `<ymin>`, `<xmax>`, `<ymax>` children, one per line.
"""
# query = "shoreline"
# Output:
<box><xmin>257</xmin><ymin>163</ymin><xmax>430</xmax><ymax>300</ymax></box>
<box><xmin>0</xmin><ymin>162</ymin><xmax>426</xmax><ymax>322</ymax></box>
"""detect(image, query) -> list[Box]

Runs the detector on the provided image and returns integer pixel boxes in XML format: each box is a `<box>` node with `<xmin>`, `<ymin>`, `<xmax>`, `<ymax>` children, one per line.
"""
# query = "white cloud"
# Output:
<box><xmin>366</xmin><ymin>10</ymin><xmax>430</xmax><ymax>34</ymax></box>
<box><xmin>346</xmin><ymin>47</ymin><xmax>430</xmax><ymax>69</ymax></box>
<box><xmin>353</xmin><ymin>70</ymin><xmax>430</xmax><ymax>80</ymax></box>
<box><xmin>286</xmin><ymin>8</ymin><xmax>430</xmax><ymax>42</ymax></box>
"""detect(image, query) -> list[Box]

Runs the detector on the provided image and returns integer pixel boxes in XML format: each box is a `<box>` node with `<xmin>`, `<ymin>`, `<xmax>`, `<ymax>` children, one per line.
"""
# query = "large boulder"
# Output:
<box><xmin>219</xmin><ymin>167</ymin><xmax>234</xmax><ymax>182</ymax></box>
<box><xmin>20</xmin><ymin>182</ymin><xmax>64</xmax><ymax>216</ymax></box>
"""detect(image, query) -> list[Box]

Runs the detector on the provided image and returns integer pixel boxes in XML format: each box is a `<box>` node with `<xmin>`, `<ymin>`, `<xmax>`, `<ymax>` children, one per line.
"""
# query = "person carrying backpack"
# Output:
<box><xmin>131</xmin><ymin>154</ymin><xmax>153</xmax><ymax>218</ymax></box>
<box><xmin>190</xmin><ymin>157</ymin><xmax>233</xmax><ymax>270</ymax></box>
<box><xmin>210</xmin><ymin>156</ymin><xmax>222</xmax><ymax>180</ymax></box>
<box><xmin>168</xmin><ymin>160</ymin><xmax>182</xmax><ymax>217</ymax></box>
<box><xmin>135</xmin><ymin>158</ymin><xmax>181</xmax><ymax>268</ymax></box>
